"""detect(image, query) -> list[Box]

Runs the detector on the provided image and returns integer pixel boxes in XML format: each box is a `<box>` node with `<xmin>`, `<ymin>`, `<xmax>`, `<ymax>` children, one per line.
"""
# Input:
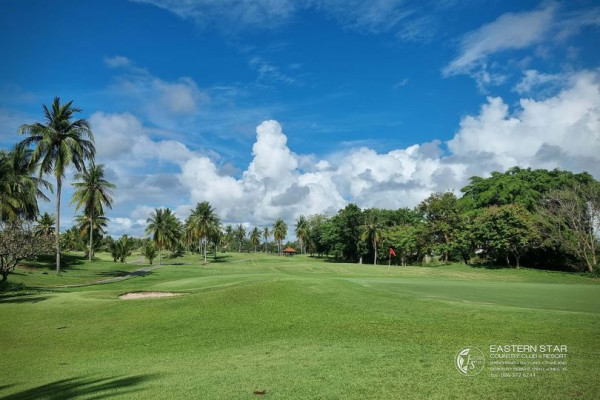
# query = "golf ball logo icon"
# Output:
<box><xmin>455</xmin><ymin>347</ymin><xmax>485</xmax><ymax>376</ymax></box>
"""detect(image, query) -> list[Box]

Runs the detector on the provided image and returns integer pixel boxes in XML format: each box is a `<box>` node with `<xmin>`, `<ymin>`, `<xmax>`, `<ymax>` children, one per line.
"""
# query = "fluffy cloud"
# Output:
<box><xmin>448</xmin><ymin>70</ymin><xmax>600</xmax><ymax>174</ymax></box>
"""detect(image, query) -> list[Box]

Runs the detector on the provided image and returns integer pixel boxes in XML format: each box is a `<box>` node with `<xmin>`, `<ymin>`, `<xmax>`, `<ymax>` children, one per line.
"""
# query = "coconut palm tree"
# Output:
<box><xmin>249</xmin><ymin>227</ymin><xmax>261</xmax><ymax>252</ymax></box>
<box><xmin>361</xmin><ymin>217</ymin><xmax>383</xmax><ymax>265</ymax></box>
<box><xmin>295</xmin><ymin>215</ymin><xmax>309</xmax><ymax>254</ymax></box>
<box><xmin>71</xmin><ymin>162</ymin><xmax>115</xmax><ymax>260</ymax></box>
<box><xmin>0</xmin><ymin>147</ymin><xmax>51</xmax><ymax>221</ymax></box>
<box><xmin>35</xmin><ymin>212</ymin><xmax>56</xmax><ymax>236</ymax></box>
<box><xmin>186</xmin><ymin>201</ymin><xmax>219</xmax><ymax>263</ymax></box>
<box><xmin>224</xmin><ymin>225</ymin><xmax>234</xmax><ymax>251</ymax></box>
<box><xmin>272</xmin><ymin>218</ymin><xmax>287</xmax><ymax>255</ymax></box>
<box><xmin>142</xmin><ymin>239</ymin><xmax>158</xmax><ymax>265</ymax></box>
<box><xmin>235</xmin><ymin>224</ymin><xmax>246</xmax><ymax>252</ymax></box>
<box><xmin>74</xmin><ymin>213</ymin><xmax>108</xmax><ymax>257</ymax></box>
<box><xmin>146</xmin><ymin>208</ymin><xmax>181</xmax><ymax>266</ymax></box>
<box><xmin>262</xmin><ymin>227</ymin><xmax>270</xmax><ymax>253</ymax></box>
<box><xmin>18</xmin><ymin>97</ymin><xmax>95</xmax><ymax>274</ymax></box>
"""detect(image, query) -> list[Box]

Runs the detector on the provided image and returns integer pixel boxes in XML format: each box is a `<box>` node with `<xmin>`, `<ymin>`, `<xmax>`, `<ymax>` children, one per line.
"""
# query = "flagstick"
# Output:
<box><xmin>388</xmin><ymin>252</ymin><xmax>391</xmax><ymax>277</ymax></box>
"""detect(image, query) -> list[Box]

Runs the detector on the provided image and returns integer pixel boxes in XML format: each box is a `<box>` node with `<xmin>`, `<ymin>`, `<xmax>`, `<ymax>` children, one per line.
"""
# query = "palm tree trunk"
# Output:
<box><xmin>55</xmin><ymin>176</ymin><xmax>61</xmax><ymax>274</ymax></box>
<box><xmin>204</xmin><ymin>238</ymin><xmax>207</xmax><ymax>264</ymax></box>
<box><xmin>373</xmin><ymin>239</ymin><xmax>377</xmax><ymax>265</ymax></box>
<box><xmin>89</xmin><ymin>218</ymin><xmax>93</xmax><ymax>261</ymax></box>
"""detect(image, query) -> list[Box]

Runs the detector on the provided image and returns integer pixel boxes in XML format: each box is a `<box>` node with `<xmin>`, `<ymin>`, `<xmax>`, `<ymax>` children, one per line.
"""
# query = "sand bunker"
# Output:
<box><xmin>119</xmin><ymin>291</ymin><xmax>185</xmax><ymax>300</ymax></box>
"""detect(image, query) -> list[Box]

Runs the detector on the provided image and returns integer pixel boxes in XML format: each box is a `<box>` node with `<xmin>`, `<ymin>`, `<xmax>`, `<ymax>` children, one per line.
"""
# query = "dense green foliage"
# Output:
<box><xmin>300</xmin><ymin>168</ymin><xmax>599</xmax><ymax>272</ymax></box>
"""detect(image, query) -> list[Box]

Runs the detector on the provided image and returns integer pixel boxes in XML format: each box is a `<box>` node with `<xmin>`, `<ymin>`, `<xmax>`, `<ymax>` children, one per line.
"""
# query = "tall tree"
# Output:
<box><xmin>18</xmin><ymin>97</ymin><xmax>95</xmax><ymax>274</ymax></box>
<box><xmin>74</xmin><ymin>213</ymin><xmax>108</xmax><ymax>257</ymax></box>
<box><xmin>272</xmin><ymin>218</ymin><xmax>287</xmax><ymax>255</ymax></box>
<box><xmin>71</xmin><ymin>162</ymin><xmax>115</xmax><ymax>260</ymax></box>
<box><xmin>474</xmin><ymin>204</ymin><xmax>539</xmax><ymax>268</ymax></box>
<box><xmin>249</xmin><ymin>227</ymin><xmax>261</xmax><ymax>252</ymax></box>
<box><xmin>361</xmin><ymin>217</ymin><xmax>383</xmax><ymax>265</ymax></box>
<box><xmin>294</xmin><ymin>215</ymin><xmax>309</xmax><ymax>254</ymax></box>
<box><xmin>307</xmin><ymin>214</ymin><xmax>330</xmax><ymax>257</ymax></box>
<box><xmin>146</xmin><ymin>208</ymin><xmax>181</xmax><ymax>266</ymax></box>
<box><xmin>224</xmin><ymin>225</ymin><xmax>234</xmax><ymax>252</ymax></box>
<box><xmin>262</xmin><ymin>227</ymin><xmax>270</xmax><ymax>253</ymax></box>
<box><xmin>419</xmin><ymin>192</ymin><xmax>461</xmax><ymax>264</ymax></box>
<box><xmin>235</xmin><ymin>224</ymin><xmax>246</xmax><ymax>252</ymax></box>
<box><xmin>187</xmin><ymin>201</ymin><xmax>219</xmax><ymax>263</ymax></box>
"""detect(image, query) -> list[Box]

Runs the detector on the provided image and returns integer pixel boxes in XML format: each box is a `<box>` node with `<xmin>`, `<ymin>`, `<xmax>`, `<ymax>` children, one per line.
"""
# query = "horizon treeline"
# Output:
<box><xmin>300</xmin><ymin>166</ymin><xmax>598</xmax><ymax>272</ymax></box>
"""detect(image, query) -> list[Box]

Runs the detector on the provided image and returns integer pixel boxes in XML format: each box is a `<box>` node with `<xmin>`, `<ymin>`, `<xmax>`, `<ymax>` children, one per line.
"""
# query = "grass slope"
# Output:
<box><xmin>1</xmin><ymin>253</ymin><xmax>599</xmax><ymax>399</ymax></box>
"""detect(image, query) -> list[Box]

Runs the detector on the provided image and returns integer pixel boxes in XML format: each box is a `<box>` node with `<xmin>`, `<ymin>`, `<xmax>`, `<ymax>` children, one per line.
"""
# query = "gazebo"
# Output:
<box><xmin>282</xmin><ymin>247</ymin><xmax>297</xmax><ymax>256</ymax></box>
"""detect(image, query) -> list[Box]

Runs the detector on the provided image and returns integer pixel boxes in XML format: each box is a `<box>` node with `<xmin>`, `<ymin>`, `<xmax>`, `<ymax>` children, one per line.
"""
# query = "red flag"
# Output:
<box><xmin>389</xmin><ymin>247</ymin><xmax>396</xmax><ymax>257</ymax></box>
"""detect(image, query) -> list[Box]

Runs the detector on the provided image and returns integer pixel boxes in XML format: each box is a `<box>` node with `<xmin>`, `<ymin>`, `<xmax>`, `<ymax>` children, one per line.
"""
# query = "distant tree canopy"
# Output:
<box><xmin>300</xmin><ymin>167</ymin><xmax>599</xmax><ymax>273</ymax></box>
<box><xmin>460</xmin><ymin>167</ymin><xmax>595</xmax><ymax>212</ymax></box>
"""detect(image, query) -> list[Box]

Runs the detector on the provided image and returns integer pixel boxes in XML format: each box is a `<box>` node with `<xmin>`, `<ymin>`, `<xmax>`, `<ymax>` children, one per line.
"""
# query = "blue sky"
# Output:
<box><xmin>1</xmin><ymin>0</ymin><xmax>599</xmax><ymax>236</ymax></box>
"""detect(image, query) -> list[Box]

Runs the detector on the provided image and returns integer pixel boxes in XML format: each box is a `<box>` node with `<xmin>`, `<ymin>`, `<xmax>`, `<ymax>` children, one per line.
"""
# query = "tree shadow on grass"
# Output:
<box><xmin>0</xmin><ymin>374</ymin><xmax>159</xmax><ymax>400</ymax></box>
<box><xmin>468</xmin><ymin>263</ymin><xmax>508</xmax><ymax>270</ymax></box>
<box><xmin>20</xmin><ymin>254</ymin><xmax>86</xmax><ymax>272</ymax></box>
<box><xmin>209</xmin><ymin>254</ymin><xmax>235</xmax><ymax>263</ymax></box>
<box><xmin>0</xmin><ymin>295</ymin><xmax>49</xmax><ymax>304</ymax></box>
<box><xmin>95</xmin><ymin>270</ymin><xmax>135</xmax><ymax>278</ymax></box>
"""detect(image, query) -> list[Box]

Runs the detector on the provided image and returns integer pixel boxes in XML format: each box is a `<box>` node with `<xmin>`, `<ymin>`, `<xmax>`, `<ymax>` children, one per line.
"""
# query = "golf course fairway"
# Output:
<box><xmin>1</xmin><ymin>253</ymin><xmax>599</xmax><ymax>399</ymax></box>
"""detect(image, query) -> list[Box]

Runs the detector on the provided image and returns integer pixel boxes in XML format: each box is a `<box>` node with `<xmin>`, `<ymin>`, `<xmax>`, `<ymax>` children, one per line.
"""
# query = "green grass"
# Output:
<box><xmin>1</xmin><ymin>253</ymin><xmax>599</xmax><ymax>399</ymax></box>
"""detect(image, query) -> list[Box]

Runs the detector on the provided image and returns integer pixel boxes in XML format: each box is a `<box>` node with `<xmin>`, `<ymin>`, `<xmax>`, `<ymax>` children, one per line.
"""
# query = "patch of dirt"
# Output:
<box><xmin>119</xmin><ymin>291</ymin><xmax>185</xmax><ymax>300</ymax></box>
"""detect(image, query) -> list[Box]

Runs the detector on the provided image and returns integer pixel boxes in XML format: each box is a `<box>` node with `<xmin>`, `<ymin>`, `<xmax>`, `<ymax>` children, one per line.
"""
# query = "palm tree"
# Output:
<box><xmin>0</xmin><ymin>147</ymin><xmax>51</xmax><ymax>221</ymax></box>
<box><xmin>74</xmin><ymin>213</ymin><xmax>108</xmax><ymax>257</ymax></box>
<box><xmin>249</xmin><ymin>227</ymin><xmax>261</xmax><ymax>252</ymax></box>
<box><xmin>210</xmin><ymin>224</ymin><xmax>223</xmax><ymax>259</ymax></box>
<box><xmin>295</xmin><ymin>215</ymin><xmax>309</xmax><ymax>254</ymax></box>
<box><xmin>71</xmin><ymin>162</ymin><xmax>115</xmax><ymax>261</ymax></box>
<box><xmin>35</xmin><ymin>212</ymin><xmax>56</xmax><ymax>236</ymax></box>
<box><xmin>61</xmin><ymin>227</ymin><xmax>84</xmax><ymax>252</ymax></box>
<box><xmin>146</xmin><ymin>208</ymin><xmax>181</xmax><ymax>266</ymax></box>
<box><xmin>273</xmin><ymin>218</ymin><xmax>287</xmax><ymax>255</ymax></box>
<box><xmin>142</xmin><ymin>240</ymin><xmax>158</xmax><ymax>265</ymax></box>
<box><xmin>361</xmin><ymin>217</ymin><xmax>383</xmax><ymax>265</ymax></box>
<box><xmin>235</xmin><ymin>224</ymin><xmax>246</xmax><ymax>252</ymax></box>
<box><xmin>224</xmin><ymin>225</ymin><xmax>234</xmax><ymax>251</ymax></box>
<box><xmin>186</xmin><ymin>201</ymin><xmax>219</xmax><ymax>263</ymax></box>
<box><xmin>262</xmin><ymin>227</ymin><xmax>270</xmax><ymax>253</ymax></box>
<box><xmin>18</xmin><ymin>97</ymin><xmax>95</xmax><ymax>274</ymax></box>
